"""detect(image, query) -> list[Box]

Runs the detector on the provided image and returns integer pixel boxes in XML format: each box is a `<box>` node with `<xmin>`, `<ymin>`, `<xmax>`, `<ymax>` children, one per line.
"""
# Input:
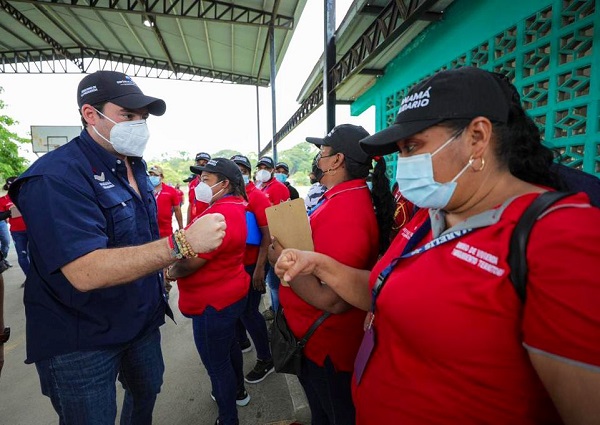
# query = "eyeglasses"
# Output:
<box><xmin>316</xmin><ymin>151</ymin><xmax>337</xmax><ymax>161</ymax></box>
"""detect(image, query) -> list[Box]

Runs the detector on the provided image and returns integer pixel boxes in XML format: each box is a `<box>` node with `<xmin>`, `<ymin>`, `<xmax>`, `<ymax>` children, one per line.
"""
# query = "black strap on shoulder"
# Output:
<box><xmin>508</xmin><ymin>191</ymin><xmax>574</xmax><ymax>302</ymax></box>
<box><xmin>298</xmin><ymin>312</ymin><xmax>331</xmax><ymax>348</ymax></box>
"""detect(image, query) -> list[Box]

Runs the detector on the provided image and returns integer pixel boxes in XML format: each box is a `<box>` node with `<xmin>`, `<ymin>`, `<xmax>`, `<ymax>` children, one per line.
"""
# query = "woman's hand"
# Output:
<box><xmin>275</xmin><ymin>249</ymin><xmax>319</xmax><ymax>282</ymax></box>
<box><xmin>252</xmin><ymin>265</ymin><xmax>266</xmax><ymax>292</ymax></box>
<box><xmin>267</xmin><ymin>237</ymin><xmax>284</xmax><ymax>265</ymax></box>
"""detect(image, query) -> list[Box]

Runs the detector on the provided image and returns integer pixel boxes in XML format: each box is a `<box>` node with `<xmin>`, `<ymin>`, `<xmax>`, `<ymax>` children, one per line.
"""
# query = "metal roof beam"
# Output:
<box><xmin>266</xmin><ymin>0</ymin><xmax>442</xmax><ymax>149</ymax></box>
<box><xmin>0</xmin><ymin>47</ymin><xmax>271</xmax><ymax>86</ymax></box>
<box><xmin>7</xmin><ymin>0</ymin><xmax>296</xmax><ymax>29</ymax></box>
<box><xmin>0</xmin><ymin>0</ymin><xmax>84</xmax><ymax>70</ymax></box>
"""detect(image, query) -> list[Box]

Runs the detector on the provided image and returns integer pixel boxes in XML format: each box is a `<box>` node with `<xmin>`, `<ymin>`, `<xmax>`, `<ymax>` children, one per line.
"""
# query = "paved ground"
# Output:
<box><xmin>0</xmin><ymin>247</ymin><xmax>311</xmax><ymax>425</ymax></box>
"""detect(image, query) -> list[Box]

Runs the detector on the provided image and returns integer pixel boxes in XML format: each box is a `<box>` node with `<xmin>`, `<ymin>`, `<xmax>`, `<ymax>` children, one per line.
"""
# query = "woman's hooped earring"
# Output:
<box><xmin>470</xmin><ymin>156</ymin><xmax>485</xmax><ymax>172</ymax></box>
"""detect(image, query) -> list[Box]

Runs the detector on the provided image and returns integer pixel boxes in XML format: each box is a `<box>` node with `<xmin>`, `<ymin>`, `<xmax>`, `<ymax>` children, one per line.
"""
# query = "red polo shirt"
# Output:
<box><xmin>259</xmin><ymin>178</ymin><xmax>290</xmax><ymax>205</ymax></box>
<box><xmin>0</xmin><ymin>194</ymin><xmax>26</xmax><ymax>231</ymax></box>
<box><xmin>177</xmin><ymin>195</ymin><xmax>249</xmax><ymax>316</ymax></box>
<box><xmin>244</xmin><ymin>182</ymin><xmax>270</xmax><ymax>265</ymax></box>
<box><xmin>154</xmin><ymin>183</ymin><xmax>180</xmax><ymax>238</ymax></box>
<box><xmin>280</xmin><ymin>179</ymin><xmax>379</xmax><ymax>372</ymax></box>
<box><xmin>187</xmin><ymin>176</ymin><xmax>208</xmax><ymax>221</ymax></box>
<box><xmin>352</xmin><ymin>192</ymin><xmax>600</xmax><ymax>424</ymax></box>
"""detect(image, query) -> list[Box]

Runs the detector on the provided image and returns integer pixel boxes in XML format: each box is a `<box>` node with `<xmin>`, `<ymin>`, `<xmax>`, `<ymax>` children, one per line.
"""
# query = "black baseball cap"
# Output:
<box><xmin>3</xmin><ymin>176</ymin><xmax>17</xmax><ymax>191</ymax></box>
<box><xmin>182</xmin><ymin>174</ymin><xmax>195</xmax><ymax>183</ymax></box>
<box><xmin>195</xmin><ymin>152</ymin><xmax>211</xmax><ymax>162</ymax></box>
<box><xmin>231</xmin><ymin>155</ymin><xmax>252</xmax><ymax>171</ymax></box>
<box><xmin>275</xmin><ymin>162</ymin><xmax>289</xmax><ymax>173</ymax></box>
<box><xmin>306</xmin><ymin>124</ymin><xmax>371</xmax><ymax>164</ymax></box>
<box><xmin>190</xmin><ymin>158</ymin><xmax>243</xmax><ymax>185</ymax></box>
<box><xmin>77</xmin><ymin>71</ymin><xmax>166</xmax><ymax>116</ymax></box>
<box><xmin>257</xmin><ymin>156</ymin><xmax>275</xmax><ymax>169</ymax></box>
<box><xmin>360</xmin><ymin>67</ymin><xmax>512</xmax><ymax>155</ymax></box>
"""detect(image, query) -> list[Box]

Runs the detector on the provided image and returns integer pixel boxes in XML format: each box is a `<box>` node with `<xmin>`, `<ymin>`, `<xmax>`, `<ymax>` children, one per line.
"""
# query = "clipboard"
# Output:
<box><xmin>265</xmin><ymin>198</ymin><xmax>314</xmax><ymax>286</ymax></box>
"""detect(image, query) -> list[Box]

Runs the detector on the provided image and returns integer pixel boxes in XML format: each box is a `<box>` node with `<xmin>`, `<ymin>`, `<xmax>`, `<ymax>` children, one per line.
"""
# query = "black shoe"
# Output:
<box><xmin>210</xmin><ymin>387</ymin><xmax>251</xmax><ymax>407</ymax></box>
<box><xmin>0</xmin><ymin>260</ymin><xmax>8</xmax><ymax>274</ymax></box>
<box><xmin>244</xmin><ymin>359</ymin><xmax>275</xmax><ymax>384</ymax></box>
<box><xmin>262</xmin><ymin>307</ymin><xmax>275</xmax><ymax>321</ymax></box>
<box><xmin>240</xmin><ymin>339</ymin><xmax>252</xmax><ymax>353</ymax></box>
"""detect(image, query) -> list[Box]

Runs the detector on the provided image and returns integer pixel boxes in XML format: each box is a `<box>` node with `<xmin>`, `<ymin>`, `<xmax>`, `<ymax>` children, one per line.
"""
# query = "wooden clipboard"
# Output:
<box><xmin>265</xmin><ymin>198</ymin><xmax>313</xmax><ymax>286</ymax></box>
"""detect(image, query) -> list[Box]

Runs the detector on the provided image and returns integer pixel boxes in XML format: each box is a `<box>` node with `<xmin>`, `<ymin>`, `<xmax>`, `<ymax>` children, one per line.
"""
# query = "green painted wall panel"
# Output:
<box><xmin>352</xmin><ymin>0</ymin><xmax>600</xmax><ymax>177</ymax></box>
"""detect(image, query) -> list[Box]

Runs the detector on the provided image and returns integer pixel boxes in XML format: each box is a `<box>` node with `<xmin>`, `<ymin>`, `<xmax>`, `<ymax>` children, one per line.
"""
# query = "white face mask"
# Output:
<box><xmin>194</xmin><ymin>181</ymin><xmax>224</xmax><ymax>204</ymax></box>
<box><xmin>92</xmin><ymin>109</ymin><xmax>150</xmax><ymax>157</ymax></box>
<box><xmin>255</xmin><ymin>169</ymin><xmax>271</xmax><ymax>183</ymax></box>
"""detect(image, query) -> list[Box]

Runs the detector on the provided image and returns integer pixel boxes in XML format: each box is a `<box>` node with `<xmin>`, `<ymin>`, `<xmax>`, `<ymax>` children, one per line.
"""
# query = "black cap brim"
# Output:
<box><xmin>359</xmin><ymin>118</ymin><xmax>443</xmax><ymax>155</ymax></box>
<box><xmin>305</xmin><ymin>136</ymin><xmax>328</xmax><ymax>148</ymax></box>
<box><xmin>111</xmin><ymin>93</ymin><xmax>166</xmax><ymax>116</ymax></box>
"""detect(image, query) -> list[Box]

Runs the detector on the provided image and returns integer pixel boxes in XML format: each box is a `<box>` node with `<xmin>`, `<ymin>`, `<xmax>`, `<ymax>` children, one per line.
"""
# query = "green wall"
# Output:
<box><xmin>353</xmin><ymin>0</ymin><xmax>600</xmax><ymax>177</ymax></box>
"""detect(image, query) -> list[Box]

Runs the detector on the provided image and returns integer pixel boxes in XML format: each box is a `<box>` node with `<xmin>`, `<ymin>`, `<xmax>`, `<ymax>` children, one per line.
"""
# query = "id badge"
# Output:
<box><xmin>354</xmin><ymin>314</ymin><xmax>376</xmax><ymax>385</ymax></box>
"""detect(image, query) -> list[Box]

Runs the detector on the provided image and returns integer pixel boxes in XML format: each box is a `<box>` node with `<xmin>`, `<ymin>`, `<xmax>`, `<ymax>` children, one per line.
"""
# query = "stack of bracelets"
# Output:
<box><xmin>168</xmin><ymin>229</ymin><xmax>197</xmax><ymax>260</ymax></box>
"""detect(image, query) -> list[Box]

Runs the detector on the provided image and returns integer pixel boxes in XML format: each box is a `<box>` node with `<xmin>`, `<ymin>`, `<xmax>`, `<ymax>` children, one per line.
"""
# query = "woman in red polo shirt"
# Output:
<box><xmin>166</xmin><ymin>158</ymin><xmax>249</xmax><ymax>425</ymax></box>
<box><xmin>272</xmin><ymin>124</ymin><xmax>395</xmax><ymax>424</ymax></box>
<box><xmin>275</xmin><ymin>68</ymin><xmax>600</xmax><ymax>424</ymax></box>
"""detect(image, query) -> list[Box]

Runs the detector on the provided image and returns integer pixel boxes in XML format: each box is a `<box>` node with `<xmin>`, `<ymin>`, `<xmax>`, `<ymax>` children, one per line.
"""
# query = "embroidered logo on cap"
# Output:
<box><xmin>399</xmin><ymin>86</ymin><xmax>432</xmax><ymax>114</ymax></box>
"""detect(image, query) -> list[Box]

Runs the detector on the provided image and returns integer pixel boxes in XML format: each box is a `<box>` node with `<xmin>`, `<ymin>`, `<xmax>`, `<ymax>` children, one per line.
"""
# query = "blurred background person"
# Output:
<box><xmin>274</xmin><ymin>162</ymin><xmax>299</xmax><ymax>200</ymax></box>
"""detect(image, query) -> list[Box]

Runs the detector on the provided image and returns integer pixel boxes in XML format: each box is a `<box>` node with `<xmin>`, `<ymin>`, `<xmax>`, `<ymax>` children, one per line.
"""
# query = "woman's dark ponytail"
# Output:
<box><xmin>370</xmin><ymin>157</ymin><xmax>395</xmax><ymax>254</ymax></box>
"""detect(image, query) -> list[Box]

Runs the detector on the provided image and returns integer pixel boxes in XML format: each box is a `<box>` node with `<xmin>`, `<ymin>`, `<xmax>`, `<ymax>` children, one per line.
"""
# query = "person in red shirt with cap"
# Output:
<box><xmin>149</xmin><ymin>165</ymin><xmax>183</xmax><ymax>238</ymax></box>
<box><xmin>231</xmin><ymin>154</ymin><xmax>275</xmax><ymax>385</ymax></box>
<box><xmin>166</xmin><ymin>158</ymin><xmax>250</xmax><ymax>425</ymax></box>
<box><xmin>270</xmin><ymin>124</ymin><xmax>395</xmax><ymax>425</ymax></box>
<box><xmin>274</xmin><ymin>67</ymin><xmax>600</xmax><ymax>424</ymax></box>
<box><xmin>187</xmin><ymin>152</ymin><xmax>211</xmax><ymax>224</ymax></box>
<box><xmin>255</xmin><ymin>156</ymin><xmax>290</xmax><ymax>319</ymax></box>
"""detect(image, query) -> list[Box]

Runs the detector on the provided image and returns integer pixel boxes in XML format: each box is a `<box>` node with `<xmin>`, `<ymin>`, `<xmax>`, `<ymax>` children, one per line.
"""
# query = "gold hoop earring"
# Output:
<box><xmin>470</xmin><ymin>156</ymin><xmax>485</xmax><ymax>172</ymax></box>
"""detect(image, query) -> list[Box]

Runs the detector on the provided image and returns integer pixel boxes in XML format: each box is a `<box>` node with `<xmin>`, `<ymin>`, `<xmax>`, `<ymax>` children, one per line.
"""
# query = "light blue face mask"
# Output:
<box><xmin>394</xmin><ymin>130</ymin><xmax>473</xmax><ymax>210</ymax></box>
<box><xmin>149</xmin><ymin>175</ymin><xmax>161</xmax><ymax>187</ymax></box>
<box><xmin>274</xmin><ymin>172</ymin><xmax>287</xmax><ymax>183</ymax></box>
<box><xmin>242</xmin><ymin>175</ymin><xmax>250</xmax><ymax>185</ymax></box>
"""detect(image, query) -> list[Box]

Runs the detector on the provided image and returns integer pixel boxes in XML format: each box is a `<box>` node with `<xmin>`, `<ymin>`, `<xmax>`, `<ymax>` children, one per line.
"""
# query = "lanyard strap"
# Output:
<box><xmin>370</xmin><ymin>218</ymin><xmax>473</xmax><ymax>312</ymax></box>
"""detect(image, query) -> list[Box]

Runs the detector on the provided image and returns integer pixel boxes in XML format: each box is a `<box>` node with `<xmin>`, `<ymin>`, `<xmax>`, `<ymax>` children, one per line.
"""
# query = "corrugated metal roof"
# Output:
<box><xmin>0</xmin><ymin>0</ymin><xmax>307</xmax><ymax>86</ymax></box>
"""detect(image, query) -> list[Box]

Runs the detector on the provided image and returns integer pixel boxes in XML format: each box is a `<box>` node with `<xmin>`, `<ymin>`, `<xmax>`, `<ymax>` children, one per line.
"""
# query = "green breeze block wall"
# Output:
<box><xmin>353</xmin><ymin>0</ymin><xmax>599</xmax><ymax>181</ymax></box>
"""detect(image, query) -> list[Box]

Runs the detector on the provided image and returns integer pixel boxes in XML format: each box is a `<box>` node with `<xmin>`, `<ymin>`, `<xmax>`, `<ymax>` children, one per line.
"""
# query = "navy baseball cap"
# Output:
<box><xmin>257</xmin><ymin>156</ymin><xmax>275</xmax><ymax>169</ymax></box>
<box><xmin>360</xmin><ymin>67</ymin><xmax>512</xmax><ymax>155</ymax></box>
<box><xmin>195</xmin><ymin>152</ymin><xmax>211</xmax><ymax>162</ymax></box>
<box><xmin>190</xmin><ymin>158</ymin><xmax>243</xmax><ymax>185</ymax></box>
<box><xmin>231</xmin><ymin>155</ymin><xmax>252</xmax><ymax>171</ymax></box>
<box><xmin>275</xmin><ymin>162</ymin><xmax>289</xmax><ymax>173</ymax></box>
<box><xmin>306</xmin><ymin>124</ymin><xmax>371</xmax><ymax>164</ymax></box>
<box><xmin>77</xmin><ymin>71</ymin><xmax>166</xmax><ymax>116</ymax></box>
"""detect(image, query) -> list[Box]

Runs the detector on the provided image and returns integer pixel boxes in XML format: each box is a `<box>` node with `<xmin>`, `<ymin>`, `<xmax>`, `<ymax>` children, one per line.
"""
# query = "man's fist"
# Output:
<box><xmin>186</xmin><ymin>213</ymin><xmax>226</xmax><ymax>253</ymax></box>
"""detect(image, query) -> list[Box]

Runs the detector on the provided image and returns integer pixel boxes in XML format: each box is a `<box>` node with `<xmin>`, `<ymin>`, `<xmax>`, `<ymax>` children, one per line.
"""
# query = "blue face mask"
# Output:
<box><xmin>394</xmin><ymin>130</ymin><xmax>472</xmax><ymax>210</ymax></box>
<box><xmin>242</xmin><ymin>175</ymin><xmax>250</xmax><ymax>185</ymax></box>
<box><xmin>149</xmin><ymin>175</ymin><xmax>161</xmax><ymax>187</ymax></box>
<box><xmin>274</xmin><ymin>173</ymin><xmax>287</xmax><ymax>183</ymax></box>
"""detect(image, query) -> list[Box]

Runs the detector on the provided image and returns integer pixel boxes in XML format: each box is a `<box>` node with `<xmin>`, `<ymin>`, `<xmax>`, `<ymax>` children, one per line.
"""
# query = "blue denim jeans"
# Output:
<box><xmin>265</xmin><ymin>264</ymin><xmax>280</xmax><ymax>312</ymax></box>
<box><xmin>298</xmin><ymin>356</ymin><xmax>355</xmax><ymax>425</ymax></box>
<box><xmin>0</xmin><ymin>220</ymin><xmax>10</xmax><ymax>259</ymax></box>
<box><xmin>36</xmin><ymin>328</ymin><xmax>164</xmax><ymax>425</ymax></box>
<box><xmin>11</xmin><ymin>230</ymin><xmax>30</xmax><ymax>276</ymax></box>
<box><xmin>191</xmin><ymin>296</ymin><xmax>247</xmax><ymax>425</ymax></box>
<box><xmin>238</xmin><ymin>264</ymin><xmax>272</xmax><ymax>361</ymax></box>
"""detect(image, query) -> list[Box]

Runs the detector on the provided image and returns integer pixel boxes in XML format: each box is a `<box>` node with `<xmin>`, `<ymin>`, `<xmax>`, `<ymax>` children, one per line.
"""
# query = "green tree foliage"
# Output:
<box><xmin>0</xmin><ymin>88</ymin><xmax>29</xmax><ymax>180</ymax></box>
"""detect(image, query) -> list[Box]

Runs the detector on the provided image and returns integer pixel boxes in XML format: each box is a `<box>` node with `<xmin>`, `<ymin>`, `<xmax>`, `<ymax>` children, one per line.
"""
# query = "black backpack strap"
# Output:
<box><xmin>508</xmin><ymin>191</ymin><xmax>574</xmax><ymax>302</ymax></box>
<box><xmin>298</xmin><ymin>312</ymin><xmax>331</xmax><ymax>348</ymax></box>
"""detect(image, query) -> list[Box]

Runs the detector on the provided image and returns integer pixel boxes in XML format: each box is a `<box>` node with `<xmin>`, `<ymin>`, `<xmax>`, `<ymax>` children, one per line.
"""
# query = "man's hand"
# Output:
<box><xmin>275</xmin><ymin>249</ymin><xmax>319</xmax><ymax>282</ymax></box>
<box><xmin>186</xmin><ymin>213</ymin><xmax>226</xmax><ymax>254</ymax></box>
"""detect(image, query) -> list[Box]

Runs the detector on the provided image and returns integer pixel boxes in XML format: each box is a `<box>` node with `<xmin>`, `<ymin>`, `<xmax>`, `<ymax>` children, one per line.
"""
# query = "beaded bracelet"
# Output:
<box><xmin>174</xmin><ymin>229</ymin><xmax>197</xmax><ymax>259</ymax></box>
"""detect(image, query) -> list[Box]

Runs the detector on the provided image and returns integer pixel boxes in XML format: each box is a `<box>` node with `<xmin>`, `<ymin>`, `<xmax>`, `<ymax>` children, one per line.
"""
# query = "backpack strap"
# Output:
<box><xmin>508</xmin><ymin>191</ymin><xmax>574</xmax><ymax>302</ymax></box>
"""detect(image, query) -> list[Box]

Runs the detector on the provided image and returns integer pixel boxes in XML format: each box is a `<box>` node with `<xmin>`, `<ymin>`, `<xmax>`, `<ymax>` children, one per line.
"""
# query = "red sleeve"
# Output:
<box><xmin>522</xmin><ymin>199</ymin><xmax>600</xmax><ymax>367</ymax></box>
<box><xmin>249</xmin><ymin>191</ymin><xmax>270</xmax><ymax>227</ymax></box>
